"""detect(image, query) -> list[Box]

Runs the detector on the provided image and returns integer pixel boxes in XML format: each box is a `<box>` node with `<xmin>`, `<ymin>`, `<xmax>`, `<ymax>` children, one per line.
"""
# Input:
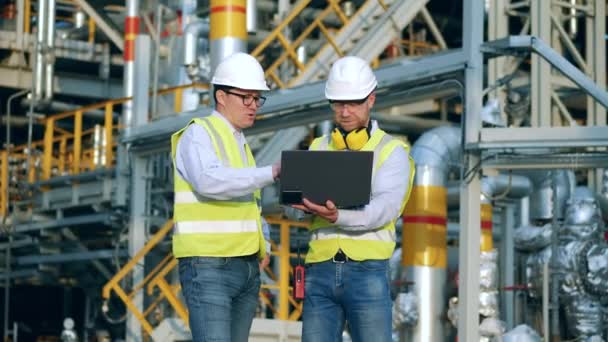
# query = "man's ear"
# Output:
<box><xmin>216</xmin><ymin>89</ymin><xmax>227</xmax><ymax>107</ymax></box>
<box><xmin>367</xmin><ymin>92</ymin><xmax>376</xmax><ymax>109</ymax></box>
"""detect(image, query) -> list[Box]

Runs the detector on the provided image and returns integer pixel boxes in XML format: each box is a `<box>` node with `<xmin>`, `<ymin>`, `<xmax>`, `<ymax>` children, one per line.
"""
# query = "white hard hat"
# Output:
<box><xmin>325</xmin><ymin>56</ymin><xmax>377</xmax><ymax>100</ymax></box>
<box><xmin>211</xmin><ymin>52</ymin><xmax>269</xmax><ymax>91</ymax></box>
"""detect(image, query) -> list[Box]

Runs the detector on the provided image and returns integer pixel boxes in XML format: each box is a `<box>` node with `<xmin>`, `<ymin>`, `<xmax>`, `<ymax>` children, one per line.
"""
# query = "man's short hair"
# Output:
<box><xmin>213</xmin><ymin>84</ymin><xmax>233</xmax><ymax>105</ymax></box>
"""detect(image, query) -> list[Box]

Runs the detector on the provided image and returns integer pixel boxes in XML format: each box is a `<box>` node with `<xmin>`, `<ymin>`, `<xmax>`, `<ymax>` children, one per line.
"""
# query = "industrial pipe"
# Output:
<box><xmin>123</xmin><ymin>0</ymin><xmax>139</xmax><ymax>133</ymax></box>
<box><xmin>183</xmin><ymin>19</ymin><xmax>210</xmax><ymax>81</ymax></box>
<box><xmin>210</xmin><ymin>0</ymin><xmax>247</xmax><ymax>75</ymax></box>
<box><xmin>44</xmin><ymin>0</ymin><xmax>56</xmax><ymax>101</ymax></box>
<box><xmin>403</xmin><ymin>126</ymin><xmax>460</xmax><ymax>341</ymax></box>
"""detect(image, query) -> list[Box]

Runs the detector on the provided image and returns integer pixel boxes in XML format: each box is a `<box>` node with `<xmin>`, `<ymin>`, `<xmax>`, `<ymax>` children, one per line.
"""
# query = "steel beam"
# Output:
<box><xmin>458</xmin><ymin>0</ymin><xmax>483</xmax><ymax>340</ymax></box>
<box><xmin>71</xmin><ymin>0</ymin><xmax>124</xmax><ymax>50</ymax></box>
<box><xmin>15</xmin><ymin>249</ymin><xmax>127</xmax><ymax>265</ymax></box>
<box><xmin>482</xmin><ymin>36</ymin><xmax>608</xmax><ymax>109</ymax></box>
<box><xmin>0</xmin><ymin>66</ymin><xmax>123</xmax><ymax>99</ymax></box>
<box><xmin>124</xmin><ymin>50</ymin><xmax>467</xmax><ymax>148</ymax></box>
<box><xmin>480</xmin><ymin>152</ymin><xmax>608</xmax><ymax>170</ymax></box>
<box><xmin>530</xmin><ymin>0</ymin><xmax>552</xmax><ymax>126</ymax></box>
<box><xmin>477</xmin><ymin>126</ymin><xmax>608</xmax><ymax>149</ymax></box>
<box><xmin>14</xmin><ymin>213</ymin><xmax>113</xmax><ymax>233</ymax></box>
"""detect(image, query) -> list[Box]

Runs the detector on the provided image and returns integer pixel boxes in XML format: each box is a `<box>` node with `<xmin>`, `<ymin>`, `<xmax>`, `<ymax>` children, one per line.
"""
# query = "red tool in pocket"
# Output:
<box><xmin>294</xmin><ymin>265</ymin><xmax>305</xmax><ymax>299</ymax></box>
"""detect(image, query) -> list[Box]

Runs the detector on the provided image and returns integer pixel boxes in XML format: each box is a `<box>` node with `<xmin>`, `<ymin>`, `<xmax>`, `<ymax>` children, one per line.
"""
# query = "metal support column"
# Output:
<box><xmin>586</xmin><ymin>0</ymin><xmax>606</xmax><ymax>191</ymax></box>
<box><xmin>500</xmin><ymin>203</ymin><xmax>515</xmax><ymax>330</ymax></box>
<box><xmin>458</xmin><ymin>0</ymin><xmax>483</xmax><ymax>340</ymax></box>
<box><xmin>530</xmin><ymin>0</ymin><xmax>552</xmax><ymax>126</ymax></box>
<box><xmin>487</xmin><ymin>0</ymin><xmax>508</xmax><ymax>102</ymax></box>
<box><xmin>125</xmin><ymin>25</ymin><xmax>150</xmax><ymax>342</ymax></box>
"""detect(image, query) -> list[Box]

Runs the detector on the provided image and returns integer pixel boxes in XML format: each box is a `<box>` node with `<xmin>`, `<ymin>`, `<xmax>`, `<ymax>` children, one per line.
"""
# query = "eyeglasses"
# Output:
<box><xmin>329</xmin><ymin>97</ymin><xmax>368</xmax><ymax>111</ymax></box>
<box><xmin>225</xmin><ymin>90</ymin><xmax>267</xmax><ymax>107</ymax></box>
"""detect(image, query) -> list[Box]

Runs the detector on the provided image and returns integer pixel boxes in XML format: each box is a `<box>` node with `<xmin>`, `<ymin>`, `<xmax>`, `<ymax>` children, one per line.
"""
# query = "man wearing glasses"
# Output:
<box><xmin>292</xmin><ymin>56</ymin><xmax>415</xmax><ymax>342</ymax></box>
<box><xmin>171</xmin><ymin>52</ymin><xmax>279</xmax><ymax>342</ymax></box>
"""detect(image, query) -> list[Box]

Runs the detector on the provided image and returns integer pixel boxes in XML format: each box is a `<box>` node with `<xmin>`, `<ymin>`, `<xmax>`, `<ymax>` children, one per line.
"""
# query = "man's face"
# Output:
<box><xmin>331</xmin><ymin>93</ymin><xmax>376</xmax><ymax>132</ymax></box>
<box><xmin>216</xmin><ymin>88</ymin><xmax>265</xmax><ymax>130</ymax></box>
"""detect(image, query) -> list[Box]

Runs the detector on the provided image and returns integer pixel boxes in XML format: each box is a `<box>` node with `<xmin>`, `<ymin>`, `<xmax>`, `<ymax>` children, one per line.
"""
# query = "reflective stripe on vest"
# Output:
<box><xmin>171</xmin><ymin>116</ymin><xmax>265</xmax><ymax>258</ymax></box>
<box><xmin>306</xmin><ymin>128</ymin><xmax>415</xmax><ymax>263</ymax></box>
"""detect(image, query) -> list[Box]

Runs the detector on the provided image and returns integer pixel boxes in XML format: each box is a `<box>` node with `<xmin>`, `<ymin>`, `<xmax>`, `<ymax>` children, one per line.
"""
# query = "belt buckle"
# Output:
<box><xmin>332</xmin><ymin>250</ymin><xmax>348</xmax><ymax>263</ymax></box>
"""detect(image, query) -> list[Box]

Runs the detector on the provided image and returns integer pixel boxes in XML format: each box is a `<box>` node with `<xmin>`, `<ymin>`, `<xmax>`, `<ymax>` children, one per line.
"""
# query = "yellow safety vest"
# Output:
<box><xmin>170</xmin><ymin>116</ymin><xmax>266</xmax><ymax>259</ymax></box>
<box><xmin>306</xmin><ymin>128</ymin><xmax>415</xmax><ymax>263</ymax></box>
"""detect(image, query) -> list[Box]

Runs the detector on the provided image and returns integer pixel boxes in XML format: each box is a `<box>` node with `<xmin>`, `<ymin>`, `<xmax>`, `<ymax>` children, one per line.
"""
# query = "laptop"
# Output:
<box><xmin>280</xmin><ymin>150</ymin><xmax>374</xmax><ymax>208</ymax></box>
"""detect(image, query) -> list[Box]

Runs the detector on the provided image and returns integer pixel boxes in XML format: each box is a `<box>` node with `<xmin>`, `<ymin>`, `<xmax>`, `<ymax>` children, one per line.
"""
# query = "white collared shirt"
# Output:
<box><xmin>175</xmin><ymin>110</ymin><xmax>274</xmax><ymax>201</ymax></box>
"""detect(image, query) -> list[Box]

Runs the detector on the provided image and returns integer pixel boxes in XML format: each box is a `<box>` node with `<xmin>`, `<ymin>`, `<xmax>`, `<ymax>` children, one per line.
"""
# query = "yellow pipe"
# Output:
<box><xmin>209</xmin><ymin>0</ymin><xmax>247</xmax><ymax>40</ymax></box>
<box><xmin>59</xmin><ymin>137</ymin><xmax>67</xmax><ymax>174</ymax></box>
<box><xmin>279</xmin><ymin>222</ymin><xmax>290</xmax><ymax>320</ymax></box>
<box><xmin>1</xmin><ymin>151</ymin><xmax>7</xmax><ymax>217</ymax></box>
<box><xmin>42</xmin><ymin>118</ymin><xmax>54</xmax><ymax>180</ymax></box>
<box><xmin>402</xmin><ymin>186</ymin><xmax>447</xmax><ymax>268</ymax></box>
<box><xmin>72</xmin><ymin>111</ymin><xmax>82</xmax><ymax>174</ymax></box>
<box><xmin>88</xmin><ymin>18</ymin><xmax>96</xmax><ymax>44</ymax></box>
<box><xmin>481</xmin><ymin>203</ymin><xmax>493</xmax><ymax>252</ymax></box>
<box><xmin>104</xmin><ymin>103</ymin><xmax>113</xmax><ymax>168</ymax></box>
<box><xmin>24</xmin><ymin>0</ymin><xmax>31</xmax><ymax>33</ymax></box>
<box><xmin>174</xmin><ymin>88</ymin><xmax>183</xmax><ymax>113</ymax></box>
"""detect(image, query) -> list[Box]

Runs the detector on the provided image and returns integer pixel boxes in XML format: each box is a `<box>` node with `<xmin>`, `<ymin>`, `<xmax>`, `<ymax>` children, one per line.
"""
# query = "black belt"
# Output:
<box><xmin>332</xmin><ymin>249</ymin><xmax>349</xmax><ymax>263</ymax></box>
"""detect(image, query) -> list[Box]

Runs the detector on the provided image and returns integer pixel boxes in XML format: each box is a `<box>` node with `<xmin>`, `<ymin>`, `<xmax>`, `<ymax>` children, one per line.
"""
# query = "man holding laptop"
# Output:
<box><xmin>291</xmin><ymin>56</ymin><xmax>415</xmax><ymax>342</ymax></box>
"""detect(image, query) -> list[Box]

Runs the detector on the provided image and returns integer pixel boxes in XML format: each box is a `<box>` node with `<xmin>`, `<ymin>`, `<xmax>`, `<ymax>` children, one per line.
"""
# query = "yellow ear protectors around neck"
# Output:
<box><xmin>330</xmin><ymin>126</ymin><xmax>371</xmax><ymax>150</ymax></box>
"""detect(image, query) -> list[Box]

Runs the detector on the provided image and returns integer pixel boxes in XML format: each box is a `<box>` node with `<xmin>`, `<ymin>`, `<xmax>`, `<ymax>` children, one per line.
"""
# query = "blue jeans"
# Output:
<box><xmin>302</xmin><ymin>259</ymin><xmax>392</xmax><ymax>342</ymax></box>
<box><xmin>178</xmin><ymin>255</ymin><xmax>260</xmax><ymax>342</ymax></box>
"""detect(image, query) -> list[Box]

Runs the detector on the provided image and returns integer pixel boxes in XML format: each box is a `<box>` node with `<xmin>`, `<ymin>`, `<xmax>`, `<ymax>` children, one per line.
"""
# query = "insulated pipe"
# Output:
<box><xmin>123</xmin><ymin>0</ymin><xmax>139</xmax><ymax>133</ymax></box>
<box><xmin>210</xmin><ymin>0</ymin><xmax>247</xmax><ymax>76</ymax></box>
<box><xmin>184</xmin><ymin>19</ymin><xmax>210</xmax><ymax>80</ymax></box>
<box><xmin>34</xmin><ymin>0</ymin><xmax>47</xmax><ymax>101</ymax></box>
<box><xmin>44</xmin><ymin>0</ymin><xmax>56</xmax><ymax>101</ymax></box>
<box><xmin>403</xmin><ymin>126</ymin><xmax>460</xmax><ymax>341</ymax></box>
<box><xmin>246</xmin><ymin>0</ymin><xmax>257</xmax><ymax>33</ymax></box>
<box><xmin>404</xmin><ymin>127</ymin><xmax>533</xmax><ymax>340</ymax></box>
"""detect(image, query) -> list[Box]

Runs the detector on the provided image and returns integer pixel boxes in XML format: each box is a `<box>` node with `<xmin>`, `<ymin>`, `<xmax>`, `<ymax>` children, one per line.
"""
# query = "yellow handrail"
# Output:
<box><xmin>250</xmin><ymin>0</ymin><xmax>354</xmax><ymax>88</ymax></box>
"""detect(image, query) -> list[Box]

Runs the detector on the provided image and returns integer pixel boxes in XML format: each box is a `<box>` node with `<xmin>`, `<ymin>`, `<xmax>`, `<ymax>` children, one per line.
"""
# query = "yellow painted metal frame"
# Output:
<box><xmin>101</xmin><ymin>216</ymin><xmax>310</xmax><ymax>337</ymax></box>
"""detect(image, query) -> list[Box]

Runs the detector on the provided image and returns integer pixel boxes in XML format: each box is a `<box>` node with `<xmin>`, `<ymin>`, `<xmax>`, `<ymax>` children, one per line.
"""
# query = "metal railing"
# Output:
<box><xmin>102</xmin><ymin>217</ymin><xmax>309</xmax><ymax>337</ymax></box>
<box><xmin>0</xmin><ymin>83</ymin><xmax>208</xmax><ymax>217</ymax></box>
<box><xmin>250</xmin><ymin>0</ymin><xmax>353</xmax><ymax>88</ymax></box>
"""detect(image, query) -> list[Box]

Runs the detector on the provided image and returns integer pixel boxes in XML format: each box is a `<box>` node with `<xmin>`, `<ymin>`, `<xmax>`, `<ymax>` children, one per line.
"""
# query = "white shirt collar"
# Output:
<box><xmin>212</xmin><ymin>110</ymin><xmax>244</xmax><ymax>139</ymax></box>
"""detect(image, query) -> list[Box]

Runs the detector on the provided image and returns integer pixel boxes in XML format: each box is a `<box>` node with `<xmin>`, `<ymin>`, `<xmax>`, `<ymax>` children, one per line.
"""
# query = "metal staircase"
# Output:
<box><xmin>255</xmin><ymin>0</ymin><xmax>430</xmax><ymax>165</ymax></box>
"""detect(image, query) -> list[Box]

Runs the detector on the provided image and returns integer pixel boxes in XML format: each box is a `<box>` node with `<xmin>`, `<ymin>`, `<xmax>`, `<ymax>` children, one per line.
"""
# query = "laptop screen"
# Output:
<box><xmin>280</xmin><ymin>150</ymin><xmax>373</xmax><ymax>208</ymax></box>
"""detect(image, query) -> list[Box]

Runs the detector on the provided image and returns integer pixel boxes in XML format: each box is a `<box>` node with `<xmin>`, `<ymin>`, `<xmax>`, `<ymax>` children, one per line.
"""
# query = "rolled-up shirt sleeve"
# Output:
<box><xmin>334</xmin><ymin>145</ymin><xmax>410</xmax><ymax>231</ymax></box>
<box><xmin>175</xmin><ymin>124</ymin><xmax>275</xmax><ymax>200</ymax></box>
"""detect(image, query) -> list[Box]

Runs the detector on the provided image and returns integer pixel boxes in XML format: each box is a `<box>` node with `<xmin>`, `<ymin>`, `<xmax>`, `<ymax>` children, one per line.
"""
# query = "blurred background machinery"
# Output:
<box><xmin>0</xmin><ymin>0</ymin><xmax>606</xmax><ymax>341</ymax></box>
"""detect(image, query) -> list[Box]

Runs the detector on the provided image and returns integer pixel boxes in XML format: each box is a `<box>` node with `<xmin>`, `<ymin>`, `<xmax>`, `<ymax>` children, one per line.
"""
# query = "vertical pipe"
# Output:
<box><xmin>42</xmin><ymin>118</ymin><xmax>54</xmax><ymax>180</ymax></box>
<box><xmin>151</xmin><ymin>5</ymin><xmax>162</xmax><ymax>118</ymax></box>
<box><xmin>34</xmin><ymin>0</ymin><xmax>47</xmax><ymax>101</ymax></box>
<box><xmin>246</xmin><ymin>0</ymin><xmax>257</xmax><ymax>33</ymax></box>
<box><xmin>93</xmin><ymin>125</ymin><xmax>102</xmax><ymax>169</ymax></box>
<box><xmin>88</xmin><ymin>18</ymin><xmax>96</xmax><ymax>44</ymax></box>
<box><xmin>72</xmin><ymin>111</ymin><xmax>82</xmax><ymax>175</ymax></box>
<box><xmin>480</xmin><ymin>203</ymin><xmax>493</xmax><ymax>252</ymax></box>
<box><xmin>1</xmin><ymin>151</ymin><xmax>7</xmax><ymax>218</ymax></box>
<box><xmin>403</xmin><ymin>180</ymin><xmax>447</xmax><ymax>341</ymax></box>
<box><xmin>209</xmin><ymin>0</ymin><xmax>247</xmax><ymax>75</ymax></box>
<box><xmin>3</xmin><ymin>234</ymin><xmax>12</xmax><ymax>342</ymax></box>
<box><xmin>44</xmin><ymin>0</ymin><xmax>55</xmax><ymax>101</ymax></box>
<box><xmin>123</xmin><ymin>0</ymin><xmax>139</xmax><ymax>134</ymax></box>
<box><xmin>24</xmin><ymin>0</ymin><xmax>30</xmax><ymax>34</ymax></box>
<box><xmin>104</xmin><ymin>103</ymin><xmax>113</xmax><ymax>168</ymax></box>
<box><xmin>279</xmin><ymin>222</ymin><xmax>290</xmax><ymax>320</ymax></box>
<box><xmin>59</xmin><ymin>137</ymin><xmax>66</xmax><ymax>174</ymax></box>
<box><xmin>16</xmin><ymin>0</ymin><xmax>24</xmax><ymax>49</ymax></box>
<box><xmin>501</xmin><ymin>204</ymin><xmax>515</xmax><ymax>329</ymax></box>
<box><xmin>550</xmin><ymin>173</ymin><xmax>560</xmax><ymax>339</ymax></box>
<box><xmin>542</xmin><ymin>262</ymin><xmax>550</xmax><ymax>340</ymax></box>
